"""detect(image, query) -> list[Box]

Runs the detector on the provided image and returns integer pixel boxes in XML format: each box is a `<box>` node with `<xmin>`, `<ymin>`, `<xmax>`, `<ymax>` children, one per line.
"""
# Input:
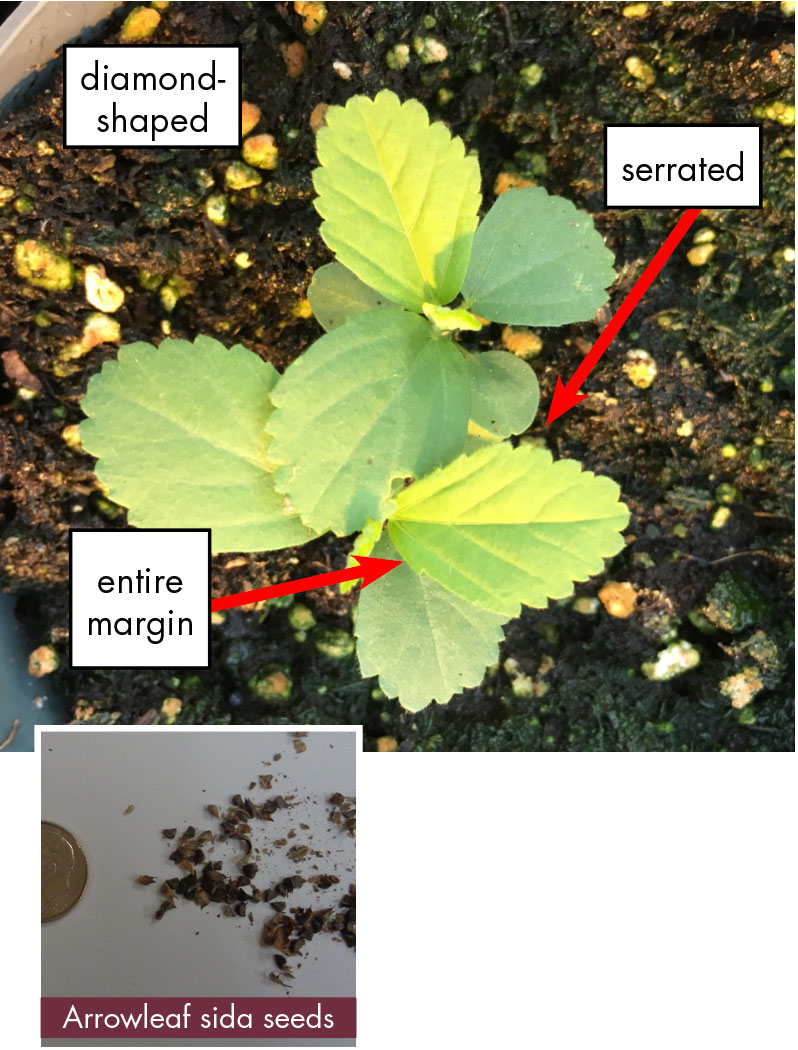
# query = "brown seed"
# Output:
<box><xmin>154</xmin><ymin>900</ymin><xmax>176</xmax><ymax>920</ymax></box>
<box><xmin>162</xmin><ymin>828</ymin><xmax>177</xmax><ymax>839</ymax></box>
<box><xmin>137</xmin><ymin>875</ymin><xmax>156</xmax><ymax>885</ymax></box>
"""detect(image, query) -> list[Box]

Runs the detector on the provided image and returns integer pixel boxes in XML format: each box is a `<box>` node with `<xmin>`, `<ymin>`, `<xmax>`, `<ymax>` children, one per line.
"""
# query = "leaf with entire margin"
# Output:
<box><xmin>388</xmin><ymin>442</ymin><xmax>629</xmax><ymax>617</ymax></box>
<box><xmin>313</xmin><ymin>89</ymin><xmax>481</xmax><ymax>312</ymax></box>
<box><xmin>307</xmin><ymin>262</ymin><xmax>401</xmax><ymax>332</ymax></box>
<box><xmin>79</xmin><ymin>336</ymin><xmax>312</xmax><ymax>553</ymax></box>
<box><xmin>267</xmin><ymin>310</ymin><xmax>470</xmax><ymax>536</ymax></box>
<box><xmin>356</xmin><ymin>535</ymin><xmax>507</xmax><ymax>712</ymax></box>
<box><xmin>460</xmin><ymin>186</ymin><xmax>616</xmax><ymax>326</ymax></box>
<box><xmin>467</xmin><ymin>350</ymin><xmax>540</xmax><ymax>438</ymax></box>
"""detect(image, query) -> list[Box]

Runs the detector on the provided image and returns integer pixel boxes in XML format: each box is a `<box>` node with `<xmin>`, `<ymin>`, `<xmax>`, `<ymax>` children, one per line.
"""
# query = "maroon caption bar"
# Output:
<box><xmin>41</xmin><ymin>997</ymin><xmax>356</xmax><ymax>1039</ymax></box>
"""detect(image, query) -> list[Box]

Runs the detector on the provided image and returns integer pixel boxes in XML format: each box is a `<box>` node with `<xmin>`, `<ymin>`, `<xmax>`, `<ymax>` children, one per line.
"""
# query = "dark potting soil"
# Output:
<box><xmin>0</xmin><ymin>2</ymin><xmax>794</xmax><ymax>751</ymax></box>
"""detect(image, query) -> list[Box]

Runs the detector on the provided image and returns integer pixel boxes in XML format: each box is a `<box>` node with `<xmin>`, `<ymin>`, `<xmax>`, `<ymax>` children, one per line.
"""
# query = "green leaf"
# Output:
<box><xmin>388</xmin><ymin>442</ymin><xmax>629</xmax><ymax>617</ymax></box>
<box><xmin>313</xmin><ymin>90</ymin><xmax>481</xmax><ymax>312</ymax></box>
<box><xmin>422</xmin><ymin>302</ymin><xmax>483</xmax><ymax>332</ymax></box>
<box><xmin>79</xmin><ymin>336</ymin><xmax>312</xmax><ymax>553</ymax></box>
<box><xmin>267</xmin><ymin>310</ymin><xmax>470</xmax><ymax>536</ymax></box>
<box><xmin>461</xmin><ymin>186</ymin><xmax>616</xmax><ymax>326</ymax></box>
<box><xmin>308</xmin><ymin>262</ymin><xmax>401</xmax><ymax>332</ymax></box>
<box><xmin>340</xmin><ymin>517</ymin><xmax>383</xmax><ymax>594</ymax></box>
<box><xmin>356</xmin><ymin>535</ymin><xmax>507</xmax><ymax>711</ymax></box>
<box><xmin>467</xmin><ymin>350</ymin><xmax>540</xmax><ymax>438</ymax></box>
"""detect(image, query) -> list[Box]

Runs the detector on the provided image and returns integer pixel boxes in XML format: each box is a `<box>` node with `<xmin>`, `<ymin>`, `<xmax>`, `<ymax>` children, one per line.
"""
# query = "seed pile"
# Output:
<box><xmin>137</xmin><ymin>780</ymin><xmax>356</xmax><ymax>978</ymax></box>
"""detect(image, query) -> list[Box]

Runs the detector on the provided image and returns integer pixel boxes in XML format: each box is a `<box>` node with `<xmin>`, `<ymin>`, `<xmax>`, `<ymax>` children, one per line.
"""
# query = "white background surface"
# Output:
<box><xmin>41</xmin><ymin>729</ymin><xmax>355</xmax><ymax>1001</ymax></box>
<box><xmin>64</xmin><ymin>46</ymin><xmax>240</xmax><ymax>147</ymax></box>
<box><xmin>605</xmin><ymin>125</ymin><xmax>761</xmax><ymax>207</ymax></box>
<box><xmin>71</xmin><ymin>530</ymin><xmax>210</xmax><ymax>667</ymax></box>
<box><xmin>1</xmin><ymin>731</ymin><xmax>794</xmax><ymax>1049</ymax></box>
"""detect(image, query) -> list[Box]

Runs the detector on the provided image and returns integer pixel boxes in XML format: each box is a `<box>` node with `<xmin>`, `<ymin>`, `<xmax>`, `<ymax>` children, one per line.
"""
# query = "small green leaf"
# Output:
<box><xmin>308</xmin><ymin>262</ymin><xmax>400</xmax><ymax>332</ymax></box>
<box><xmin>79</xmin><ymin>336</ymin><xmax>312</xmax><ymax>553</ymax></box>
<box><xmin>314</xmin><ymin>90</ymin><xmax>481</xmax><ymax>312</ymax></box>
<box><xmin>422</xmin><ymin>301</ymin><xmax>483</xmax><ymax>332</ymax></box>
<box><xmin>467</xmin><ymin>350</ymin><xmax>540</xmax><ymax>438</ymax></box>
<box><xmin>267</xmin><ymin>311</ymin><xmax>470</xmax><ymax>536</ymax></box>
<box><xmin>388</xmin><ymin>442</ymin><xmax>629</xmax><ymax>617</ymax></box>
<box><xmin>340</xmin><ymin>517</ymin><xmax>383</xmax><ymax>594</ymax></box>
<box><xmin>356</xmin><ymin>535</ymin><xmax>507</xmax><ymax>711</ymax></box>
<box><xmin>461</xmin><ymin>186</ymin><xmax>616</xmax><ymax>326</ymax></box>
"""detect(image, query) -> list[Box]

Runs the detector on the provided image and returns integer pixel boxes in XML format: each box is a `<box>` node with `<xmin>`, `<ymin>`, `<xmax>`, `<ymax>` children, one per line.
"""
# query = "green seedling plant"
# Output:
<box><xmin>80</xmin><ymin>90</ymin><xmax>629</xmax><ymax>712</ymax></box>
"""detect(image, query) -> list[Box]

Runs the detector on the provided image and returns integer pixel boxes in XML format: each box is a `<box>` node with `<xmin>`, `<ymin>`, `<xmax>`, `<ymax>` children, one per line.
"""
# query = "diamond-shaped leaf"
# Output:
<box><xmin>267</xmin><ymin>310</ymin><xmax>470</xmax><ymax>536</ymax></box>
<box><xmin>314</xmin><ymin>90</ymin><xmax>481</xmax><ymax>312</ymax></box>
<box><xmin>356</xmin><ymin>535</ymin><xmax>507</xmax><ymax>711</ymax></box>
<box><xmin>79</xmin><ymin>336</ymin><xmax>311</xmax><ymax>553</ymax></box>
<box><xmin>388</xmin><ymin>442</ymin><xmax>629</xmax><ymax>617</ymax></box>
<box><xmin>461</xmin><ymin>186</ymin><xmax>616</xmax><ymax>326</ymax></box>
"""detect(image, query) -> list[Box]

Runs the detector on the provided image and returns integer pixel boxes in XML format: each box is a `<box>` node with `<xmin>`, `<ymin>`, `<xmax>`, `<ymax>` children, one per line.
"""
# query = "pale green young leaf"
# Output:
<box><xmin>388</xmin><ymin>442</ymin><xmax>629</xmax><ymax>617</ymax></box>
<box><xmin>461</xmin><ymin>186</ymin><xmax>616</xmax><ymax>326</ymax></box>
<box><xmin>356</xmin><ymin>535</ymin><xmax>507</xmax><ymax>712</ymax></box>
<box><xmin>340</xmin><ymin>517</ymin><xmax>383</xmax><ymax>595</ymax></box>
<box><xmin>79</xmin><ymin>336</ymin><xmax>312</xmax><ymax>553</ymax></box>
<box><xmin>308</xmin><ymin>262</ymin><xmax>401</xmax><ymax>332</ymax></box>
<box><xmin>313</xmin><ymin>89</ymin><xmax>481</xmax><ymax>312</ymax></box>
<box><xmin>267</xmin><ymin>311</ymin><xmax>470</xmax><ymax>536</ymax></box>
<box><xmin>422</xmin><ymin>301</ymin><xmax>483</xmax><ymax>332</ymax></box>
<box><xmin>467</xmin><ymin>350</ymin><xmax>540</xmax><ymax>438</ymax></box>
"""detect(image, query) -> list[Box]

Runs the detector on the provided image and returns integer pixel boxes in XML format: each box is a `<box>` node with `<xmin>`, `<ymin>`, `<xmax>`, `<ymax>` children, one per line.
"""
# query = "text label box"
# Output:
<box><xmin>69</xmin><ymin>529</ymin><xmax>211</xmax><ymax>669</ymax></box>
<box><xmin>604</xmin><ymin>125</ymin><xmax>762</xmax><ymax>208</ymax></box>
<box><xmin>63</xmin><ymin>45</ymin><xmax>241</xmax><ymax>148</ymax></box>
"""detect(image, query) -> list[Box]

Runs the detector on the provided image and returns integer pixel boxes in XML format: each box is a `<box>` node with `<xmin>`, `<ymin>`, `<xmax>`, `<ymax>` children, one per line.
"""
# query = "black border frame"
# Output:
<box><xmin>603</xmin><ymin>123</ymin><xmax>764</xmax><ymax>209</ymax></box>
<box><xmin>62</xmin><ymin>44</ymin><xmax>243</xmax><ymax>149</ymax></box>
<box><xmin>68</xmin><ymin>527</ymin><xmax>212</xmax><ymax>670</ymax></box>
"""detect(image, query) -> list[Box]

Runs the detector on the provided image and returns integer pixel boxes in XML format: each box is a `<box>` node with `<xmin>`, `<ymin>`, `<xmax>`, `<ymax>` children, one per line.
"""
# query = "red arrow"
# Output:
<box><xmin>210</xmin><ymin>555</ymin><xmax>402</xmax><ymax>612</ymax></box>
<box><xmin>546</xmin><ymin>207</ymin><xmax>703</xmax><ymax>426</ymax></box>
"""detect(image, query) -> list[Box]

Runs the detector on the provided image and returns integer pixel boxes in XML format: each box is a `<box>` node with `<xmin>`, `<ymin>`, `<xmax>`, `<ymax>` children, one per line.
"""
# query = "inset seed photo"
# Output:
<box><xmin>41</xmin><ymin>727</ymin><xmax>356</xmax><ymax>1047</ymax></box>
